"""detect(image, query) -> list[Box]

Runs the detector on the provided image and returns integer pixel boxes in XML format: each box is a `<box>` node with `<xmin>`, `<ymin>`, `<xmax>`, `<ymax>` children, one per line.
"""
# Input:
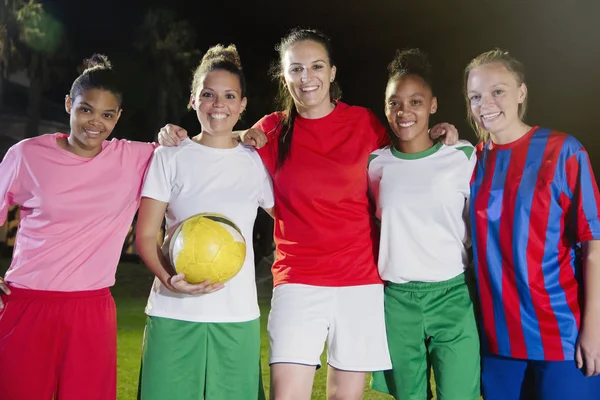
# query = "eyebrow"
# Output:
<box><xmin>81</xmin><ymin>101</ymin><xmax>118</xmax><ymax>113</ymax></box>
<box><xmin>289</xmin><ymin>59</ymin><xmax>327</xmax><ymax>66</ymax></box>
<box><xmin>201</xmin><ymin>88</ymin><xmax>241</xmax><ymax>94</ymax></box>
<box><xmin>387</xmin><ymin>92</ymin><xmax>427</xmax><ymax>99</ymax></box>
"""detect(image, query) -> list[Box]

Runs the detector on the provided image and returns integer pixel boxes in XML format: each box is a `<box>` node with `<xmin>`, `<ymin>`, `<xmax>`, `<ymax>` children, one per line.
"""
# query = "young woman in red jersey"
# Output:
<box><xmin>466</xmin><ymin>49</ymin><xmax>600</xmax><ymax>400</ymax></box>
<box><xmin>159</xmin><ymin>28</ymin><xmax>459</xmax><ymax>399</ymax></box>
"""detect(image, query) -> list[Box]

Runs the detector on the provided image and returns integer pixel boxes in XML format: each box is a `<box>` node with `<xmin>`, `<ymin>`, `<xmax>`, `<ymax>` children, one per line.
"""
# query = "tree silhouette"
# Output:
<box><xmin>134</xmin><ymin>9</ymin><xmax>201</xmax><ymax>133</ymax></box>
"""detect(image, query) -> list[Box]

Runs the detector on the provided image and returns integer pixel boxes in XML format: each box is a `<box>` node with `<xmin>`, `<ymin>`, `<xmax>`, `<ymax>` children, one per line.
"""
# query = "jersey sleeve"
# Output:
<box><xmin>0</xmin><ymin>145</ymin><xmax>21</xmax><ymax>226</ymax></box>
<box><xmin>141</xmin><ymin>148</ymin><xmax>173</xmax><ymax>203</ymax></box>
<box><xmin>252</xmin><ymin>113</ymin><xmax>282</xmax><ymax>139</ymax></box>
<box><xmin>129</xmin><ymin>141</ymin><xmax>157</xmax><ymax>180</ymax></box>
<box><xmin>252</xmin><ymin>113</ymin><xmax>283</xmax><ymax>174</ymax></box>
<box><xmin>258</xmin><ymin>160</ymin><xmax>275</xmax><ymax>210</ymax></box>
<box><xmin>563</xmin><ymin>147</ymin><xmax>600</xmax><ymax>242</ymax></box>
<box><xmin>463</xmin><ymin>146</ymin><xmax>478</xmax><ymax>248</ymax></box>
<box><xmin>367</xmin><ymin>110</ymin><xmax>391</xmax><ymax>151</ymax></box>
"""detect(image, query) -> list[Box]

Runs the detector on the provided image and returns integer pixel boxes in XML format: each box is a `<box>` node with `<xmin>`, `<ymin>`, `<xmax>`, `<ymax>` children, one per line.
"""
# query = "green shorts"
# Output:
<box><xmin>371</xmin><ymin>273</ymin><xmax>481</xmax><ymax>400</ymax></box>
<box><xmin>137</xmin><ymin>316</ymin><xmax>265</xmax><ymax>400</ymax></box>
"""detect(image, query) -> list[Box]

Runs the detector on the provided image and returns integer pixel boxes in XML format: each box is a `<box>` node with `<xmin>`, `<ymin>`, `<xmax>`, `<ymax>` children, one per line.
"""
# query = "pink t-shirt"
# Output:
<box><xmin>0</xmin><ymin>133</ymin><xmax>154</xmax><ymax>291</ymax></box>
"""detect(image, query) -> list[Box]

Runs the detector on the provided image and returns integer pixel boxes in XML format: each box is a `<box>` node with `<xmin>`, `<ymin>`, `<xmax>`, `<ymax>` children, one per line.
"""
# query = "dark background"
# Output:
<box><xmin>7</xmin><ymin>0</ymin><xmax>600</xmax><ymax>165</ymax></box>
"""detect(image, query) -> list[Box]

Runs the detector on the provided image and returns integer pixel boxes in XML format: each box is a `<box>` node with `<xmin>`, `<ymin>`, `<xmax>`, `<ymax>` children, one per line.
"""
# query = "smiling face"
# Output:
<box><xmin>65</xmin><ymin>88</ymin><xmax>122</xmax><ymax>156</ymax></box>
<box><xmin>385</xmin><ymin>74</ymin><xmax>437</xmax><ymax>149</ymax></box>
<box><xmin>281</xmin><ymin>40</ymin><xmax>336</xmax><ymax>116</ymax></box>
<box><xmin>190</xmin><ymin>69</ymin><xmax>247</xmax><ymax>136</ymax></box>
<box><xmin>467</xmin><ymin>62</ymin><xmax>527</xmax><ymax>142</ymax></box>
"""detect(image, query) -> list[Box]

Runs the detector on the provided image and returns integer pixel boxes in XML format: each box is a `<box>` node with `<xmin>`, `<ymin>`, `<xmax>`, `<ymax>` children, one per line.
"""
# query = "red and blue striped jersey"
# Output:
<box><xmin>470</xmin><ymin>126</ymin><xmax>600</xmax><ymax>361</ymax></box>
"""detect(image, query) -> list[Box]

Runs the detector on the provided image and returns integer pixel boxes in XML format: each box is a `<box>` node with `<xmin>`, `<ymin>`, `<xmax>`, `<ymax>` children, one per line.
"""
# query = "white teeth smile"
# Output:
<box><xmin>301</xmin><ymin>86</ymin><xmax>318</xmax><ymax>92</ymax></box>
<box><xmin>84</xmin><ymin>129</ymin><xmax>101</xmax><ymax>135</ymax></box>
<box><xmin>482</xmin><ymin>112</ymin><xmax>501</xmax><ymax>121</ymax></box>
<box><xmin>210</xmin><ymin>113</ymin><xmax>228</xmax><ymax>120</ymax></box>
<box><xmin>398</xmin><ymin>121</ymin><xmax>416</xmax><ymax>128</ymax></box>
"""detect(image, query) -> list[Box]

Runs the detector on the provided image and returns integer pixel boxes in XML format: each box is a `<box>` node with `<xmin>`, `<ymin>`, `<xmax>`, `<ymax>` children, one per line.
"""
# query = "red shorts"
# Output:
<box><xmin>0</xmin><ymin>286</ymin><xmax>117</xmax><ymax>400</ymax></box>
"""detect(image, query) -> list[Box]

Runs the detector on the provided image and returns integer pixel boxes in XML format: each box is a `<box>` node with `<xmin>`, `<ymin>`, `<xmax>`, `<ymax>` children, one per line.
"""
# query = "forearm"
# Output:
<box><xmin>136</xmin><ymin>234</ymin><xmax>174</xmax><ymax>287</ymax></box>
<box><xmin>582</xmin><ymin>240</ymin><xmax>600</xmax><ymax>323</ymax></box>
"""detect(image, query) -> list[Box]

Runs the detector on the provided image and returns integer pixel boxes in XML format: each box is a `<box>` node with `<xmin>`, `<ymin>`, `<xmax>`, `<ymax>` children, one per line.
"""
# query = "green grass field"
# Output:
<box><xmin>1</xmin><ymin>258</ymin><xmax>392</xmax><ymax>399</ymax></box>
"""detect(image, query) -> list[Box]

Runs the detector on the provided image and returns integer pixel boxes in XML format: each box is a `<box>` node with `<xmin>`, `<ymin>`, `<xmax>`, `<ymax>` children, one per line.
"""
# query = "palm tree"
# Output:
<box><xmin>0</xmin><ymin>1</ymin><xmax>67</xmax><ymax>136</ymax></box>
<box><xmin>15</xmin><ymin>0</ymin><xmax>66</xmax><ymax>137</ymax></box>
<box><xmin>0</xmin><ymin>0</ymin><xmax>18</xmax><ymax>111</ymax></box>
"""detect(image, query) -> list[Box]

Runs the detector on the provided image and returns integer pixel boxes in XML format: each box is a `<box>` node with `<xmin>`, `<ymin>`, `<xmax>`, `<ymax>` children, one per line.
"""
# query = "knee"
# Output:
<box><xmin>326</xmin><ymin>371</ymin><xmax>365</xmax><ymax>400</ymax></box>
<box><xmin>326</xmin><ymin>388</ymin><xmax>364</xmax><ymax>400</ymax></box>
<box><xmin>270</xmin><ymin>386</ymin><xmax>311</xmax><ymax>400</ymax></box>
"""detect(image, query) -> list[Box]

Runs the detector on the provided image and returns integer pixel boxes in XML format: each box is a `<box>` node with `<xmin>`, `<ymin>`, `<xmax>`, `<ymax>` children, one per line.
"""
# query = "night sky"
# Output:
<box><xmin>38</xmin><ymin>0</ymin><xmax>600</xmax><ymax>168</ymax></box>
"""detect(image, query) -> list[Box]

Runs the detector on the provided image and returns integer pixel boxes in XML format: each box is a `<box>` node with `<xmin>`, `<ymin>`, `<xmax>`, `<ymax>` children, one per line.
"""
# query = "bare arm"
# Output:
<box><xmin>136</xmin><ymin>197</ymin><xmax>174</xmax><ymax>287</ymax></box>
<box><xmin>135</xmin><ymin>198</ymin><xmax>225</xmax><ymax>295</ymax></box>
<box><xmin>0</xmin><ymin>277</ymin><xmax>10</xmax><ymax>309</ymax></box>
<box><xmin>576</xmin><ymin>239</ymin><xmax>600</xmax><ymax>376</ymax></box>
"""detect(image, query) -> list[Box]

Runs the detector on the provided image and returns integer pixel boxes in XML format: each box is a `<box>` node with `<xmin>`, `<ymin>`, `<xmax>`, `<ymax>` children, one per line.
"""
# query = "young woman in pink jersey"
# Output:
<box><xmin>466</xmin><ymin>49</ymin><xmax>600</xmax><ymax>400</ymax></box>
<box><xmin>159</xmin><ymin>28</ymin><xmax>459</xmax><ymax>399</ymax></box>
<box><xmin>0</xmin><ymin>55</ymin><xmax>190</xmax><ymax>400</ymax></box>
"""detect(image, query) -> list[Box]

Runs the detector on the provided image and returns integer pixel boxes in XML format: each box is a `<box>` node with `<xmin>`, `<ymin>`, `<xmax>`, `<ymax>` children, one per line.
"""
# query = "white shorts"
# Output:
<box><xmin>267</xmin><ymin>283</ymin><xmax>392</xmax><ymax>372</ymax></box>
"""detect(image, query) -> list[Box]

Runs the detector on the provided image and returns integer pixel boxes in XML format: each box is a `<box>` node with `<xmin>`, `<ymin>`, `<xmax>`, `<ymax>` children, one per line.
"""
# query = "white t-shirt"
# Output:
<box><xmin>141</xmin><ymin>138</ymin><xmax>274</xmax><ymax>323</ymax></box>
<box><xmin>368</xmin><ymin>140</ymin><xmax>476</xmax><ymax>283</ymax></box>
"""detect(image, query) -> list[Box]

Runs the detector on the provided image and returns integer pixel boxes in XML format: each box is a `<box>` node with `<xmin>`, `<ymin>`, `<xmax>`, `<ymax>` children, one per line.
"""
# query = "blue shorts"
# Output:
<box><xmin>482</xmin><ymin>354</ymin><xmax>600</xmax><ymax>400</ymax></box>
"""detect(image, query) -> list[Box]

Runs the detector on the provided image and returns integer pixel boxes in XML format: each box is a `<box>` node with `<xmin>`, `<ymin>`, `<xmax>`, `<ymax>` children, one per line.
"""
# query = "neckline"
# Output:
<box><xmin>489</xmin><ymin>126</ymin><xmax>540</xmax><ymax>150</ymax></box>
<box><xmin>390</xmin><ymin>141</ymin><xmax>443</xmax><ymax>160</ymax></box>
<box><xmin>186</xmin><ymin>137</ymin><xmax>242</xmax><ymax>152</ymax></box>
<box><xmin>51</xmin><ymin>133</ymin><xmax>109</xmax><ymax>160</ymax></box>
<box><xmin>294</xmin><ymin>101</ymin><xmax>342</xmax><ymax>123</ymax></box>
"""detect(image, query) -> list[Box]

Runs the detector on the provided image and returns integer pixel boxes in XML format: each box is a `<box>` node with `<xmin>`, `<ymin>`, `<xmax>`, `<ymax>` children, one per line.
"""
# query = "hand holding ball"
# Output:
<box><xmin>169</xmin><ymin>213</ymin><xmax>246</xmax><ymax>284</ymax></box>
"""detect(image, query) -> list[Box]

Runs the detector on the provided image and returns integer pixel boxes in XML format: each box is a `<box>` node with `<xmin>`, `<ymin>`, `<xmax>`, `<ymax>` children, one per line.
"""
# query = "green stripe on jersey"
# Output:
<box><xmin>390</xmin><ymin>141</ymin><xmax>443</xmax><ymax>160</ymax></box>
<box><xmin>368</xmin><ymin>153</ymin><xmax>379</xmax><ymax>167</ymax></box>
<box><xmin>455</xmin><ymin>145</ymin><xmax>474</xmax><ymax>160</ymax></box>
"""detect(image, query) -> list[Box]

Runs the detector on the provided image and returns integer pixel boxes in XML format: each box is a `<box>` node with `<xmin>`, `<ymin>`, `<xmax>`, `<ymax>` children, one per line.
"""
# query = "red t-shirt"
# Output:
<box><xmin>253</xmin><ymin>102</ymin><xmax>390</xmax><ymax>287</ymax></box>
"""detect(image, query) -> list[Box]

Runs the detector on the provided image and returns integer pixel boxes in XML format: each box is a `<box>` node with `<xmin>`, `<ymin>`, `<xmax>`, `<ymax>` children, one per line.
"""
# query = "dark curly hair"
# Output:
<box><xmin>69</xmin><ymin>54</ymin><xmax>122</xmax><ymax>106</ymax></box>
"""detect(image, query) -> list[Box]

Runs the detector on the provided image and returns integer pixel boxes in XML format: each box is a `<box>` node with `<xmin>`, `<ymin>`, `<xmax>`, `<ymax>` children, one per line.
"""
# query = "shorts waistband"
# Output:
<box><xmin>385</xmin><ymin>273</ymin><xmax>466</xmax><ymax>292</ymax></box>
<box><xmin>4</xmin><ymin>285</ymin><xmax>111</xmax><ymax>300</ymax></box>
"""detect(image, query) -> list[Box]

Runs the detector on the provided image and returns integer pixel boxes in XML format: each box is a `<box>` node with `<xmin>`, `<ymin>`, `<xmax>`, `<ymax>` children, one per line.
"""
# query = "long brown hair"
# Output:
<box><xmin>270</xmin><ymin>28</ymin><xmax>342</xmax><ymax>170</ymax></box>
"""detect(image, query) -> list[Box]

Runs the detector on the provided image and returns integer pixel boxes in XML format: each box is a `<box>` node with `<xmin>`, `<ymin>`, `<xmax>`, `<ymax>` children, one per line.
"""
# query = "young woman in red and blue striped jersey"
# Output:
<box><xmin>466</xmin><ymin>49</ymin><xmax>600</xmax><ymax>400</ymax></box>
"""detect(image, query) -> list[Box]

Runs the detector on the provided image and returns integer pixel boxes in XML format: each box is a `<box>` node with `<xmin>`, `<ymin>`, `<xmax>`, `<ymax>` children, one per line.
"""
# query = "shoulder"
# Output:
<box><xmin>336</xmin><ymin>103</ymin><xmax>386</xmax><ymax>140</ymax></box>
<box><xmin>254</xmin><ymin>112</ymin><xmax>284</xmax><ymax>136</ymax></box>
<box><xmin>474</xmin><ymin>140</ymin><xmax>489</xmax><ymax>156</ymax></box>
<box><xmin>551</xmin><ymin>129</ymin><xmax>583</xmax><ymax>150</ymax></box>
<box><xmin>105</xmin><ymin>137</ymin><xmax>156</xmax><ymax>159</ymax></box>
<box><xmin>336</xmin><ymin>102</ymin><xmax>372</xmax><ymax>119</ymax></box>
<box><xmin>445</xmin><ymin>140</ymin><xmax>476</xmax><ymax>161</ymax></box>
<box><xmin>16</xmin><ymin>133</ymin><xmax>54</xmax><ymax>152</ymax></box>
<box><xmin>240</xmin><ymin>143</ymin><xmax>260</xmax><ymax>156</ymax></box>
<box><xmin>534</xmin><ymin>127</ymin><xmax>585</xmax><ymax>157</ymax></box>
<box><xmin>239</xmin><ymin>144</ymin><xmax>267</xmax><ymax>167</ymax></box>
<box><xmin>3</xmin><ymin>134</ymin><xmax>57</xmax><ymax>162</ymax></box>
<box><xmin>148</xmin><ymin>139</ymin><xmax>196</xmax><ymax>169</ymax></box>
<box><xmin>368</xmin><ymin>146</ymin><xmax>391</xmax><ymax>166</ymax></box>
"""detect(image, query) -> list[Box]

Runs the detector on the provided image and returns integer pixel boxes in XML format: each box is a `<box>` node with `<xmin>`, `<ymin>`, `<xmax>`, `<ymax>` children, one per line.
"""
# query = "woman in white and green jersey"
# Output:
<box><xmin>369</xmin><ymin>48</ymin><xmax>480</xmax><ymax>400</ymax></box>
<box><xmin>135</xmin><ymin>44</ymin><xmax>274</xmax><ymax>400</ymax></box>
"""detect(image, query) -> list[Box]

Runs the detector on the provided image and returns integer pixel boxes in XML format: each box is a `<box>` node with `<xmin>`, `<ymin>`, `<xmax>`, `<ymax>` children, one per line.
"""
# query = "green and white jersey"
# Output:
<box><xmin>368</xmin><ymin>140</ymin><xmax>476</xmax><ymax>283</ymax></box>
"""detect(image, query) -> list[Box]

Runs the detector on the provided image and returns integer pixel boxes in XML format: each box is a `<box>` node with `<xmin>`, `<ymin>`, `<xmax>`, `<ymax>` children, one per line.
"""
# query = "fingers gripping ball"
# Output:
<box><xmin>169</xmin><ymin>213</ymin><xmax>246</xmax><ymax>284</ymax></box>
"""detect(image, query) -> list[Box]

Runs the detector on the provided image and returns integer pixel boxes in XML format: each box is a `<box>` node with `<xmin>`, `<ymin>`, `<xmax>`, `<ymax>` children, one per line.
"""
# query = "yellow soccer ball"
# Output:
<box><xmin>169</xmin><ymin>213</ymin><xmax>246</xmax><ymax>284</ymax></box>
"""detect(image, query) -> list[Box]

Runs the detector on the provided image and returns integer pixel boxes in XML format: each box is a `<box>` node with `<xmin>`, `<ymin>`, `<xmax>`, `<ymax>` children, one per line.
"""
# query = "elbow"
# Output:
<box><xmin>135</xmin><ymin>231</ymin><xmax>157</xmax><ymax>257</ymax></box>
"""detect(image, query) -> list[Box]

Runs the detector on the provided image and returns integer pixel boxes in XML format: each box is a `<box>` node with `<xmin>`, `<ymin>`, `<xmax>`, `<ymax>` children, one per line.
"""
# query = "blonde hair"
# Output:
<box><xmin>463</xmin><ymin>49</ymin><xmax>527</xmax><ymax>141</ymax></box>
